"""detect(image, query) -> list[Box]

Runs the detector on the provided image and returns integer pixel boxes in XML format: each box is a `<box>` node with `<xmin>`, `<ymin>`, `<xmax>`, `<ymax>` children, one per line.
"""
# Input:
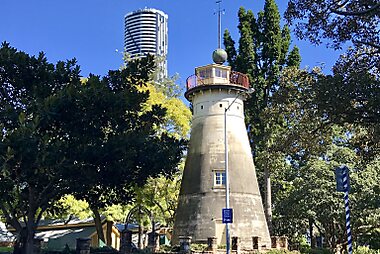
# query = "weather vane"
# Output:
<box><xmin>215</xmin><ymin>0</ymin><xmax>225</xmax><ymax>49</ymax></box>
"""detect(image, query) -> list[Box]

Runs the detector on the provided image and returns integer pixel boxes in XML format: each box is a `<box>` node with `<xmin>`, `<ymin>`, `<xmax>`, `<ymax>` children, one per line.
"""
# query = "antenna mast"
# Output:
<box><xmin>216</xmin><ymin>0</ymin><xmax>224</xmax><ymax>49</ymax></box>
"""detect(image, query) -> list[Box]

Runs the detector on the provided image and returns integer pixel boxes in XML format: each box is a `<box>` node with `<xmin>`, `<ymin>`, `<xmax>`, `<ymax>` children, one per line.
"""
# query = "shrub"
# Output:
<box><xmin>353</xmin><ymin>246</ymin><xmax>380</xmax><ymax>254</ymax></box>
<box><xmin>191</xmin><ymin>243</ymin><xmax>208</xmax><ymax>251</ymax></box>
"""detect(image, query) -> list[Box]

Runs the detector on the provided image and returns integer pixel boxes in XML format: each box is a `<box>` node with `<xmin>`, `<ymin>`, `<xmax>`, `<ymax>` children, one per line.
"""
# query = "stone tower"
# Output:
<box><xmin>172</xmin><ymin>50</ymin><xmax>271</xmax><ymax>249</ymax></box>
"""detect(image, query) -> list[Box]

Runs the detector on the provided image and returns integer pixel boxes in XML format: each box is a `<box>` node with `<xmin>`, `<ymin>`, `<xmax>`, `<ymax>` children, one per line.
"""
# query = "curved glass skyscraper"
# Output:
<box><xmin>124</xmin><ymin>8</ymin><xmax>168</xmax><ymax>79</ymax></box>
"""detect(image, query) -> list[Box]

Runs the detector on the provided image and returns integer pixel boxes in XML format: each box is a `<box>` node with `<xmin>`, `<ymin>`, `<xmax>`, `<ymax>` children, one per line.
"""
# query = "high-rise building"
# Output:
<box><xmin>124</xmin><ymin>8</ymin><xmax>168</xmax><ymax>79</ymax></box>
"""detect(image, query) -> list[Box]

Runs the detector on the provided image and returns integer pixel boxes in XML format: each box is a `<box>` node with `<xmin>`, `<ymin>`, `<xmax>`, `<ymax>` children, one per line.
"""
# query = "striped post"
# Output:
<box><xmin>342</xmin><ymin>170</ymin><xmax>353</xmax><ymax>254</ymax></box>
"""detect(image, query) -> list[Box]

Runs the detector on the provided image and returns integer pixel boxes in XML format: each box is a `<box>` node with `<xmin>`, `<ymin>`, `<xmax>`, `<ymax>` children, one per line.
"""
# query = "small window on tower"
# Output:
<box><xmin>215</xmin><ymin>68</ymin><xmax>227</xmax><ymax>78</ymax></box>
<box><xmin>214</xmin><ymin>171</ymin><xmax>226</xmax><ymax>187</ymax></box>
<box><xmin>201</xmin><ymin>105</ymin><xmax>204</xmax><ymax>110</ymax></box>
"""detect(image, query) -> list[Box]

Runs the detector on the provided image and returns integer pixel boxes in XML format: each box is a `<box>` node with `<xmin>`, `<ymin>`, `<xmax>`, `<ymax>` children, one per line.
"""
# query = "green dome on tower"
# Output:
<box><xmin>212</xmin><ymin>48</ymin><xmax>227</xmax><ymax>64</ymax></box>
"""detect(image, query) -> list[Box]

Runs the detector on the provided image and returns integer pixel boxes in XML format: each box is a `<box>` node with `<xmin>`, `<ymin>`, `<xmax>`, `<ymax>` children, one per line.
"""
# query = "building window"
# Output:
<box><xmin>197</xmin><ymin>68</ymin><xmax>212</xmax><ymax>79</ymax></box>
<box><xmin>214</xmin><ymin>171</ymin><xmax>226</xmax><ymax>187</ymax></box>
<box><xmin>215</xmin><ymin>68</ymin><xmax>227</xmax><ymax>78</ymax></box>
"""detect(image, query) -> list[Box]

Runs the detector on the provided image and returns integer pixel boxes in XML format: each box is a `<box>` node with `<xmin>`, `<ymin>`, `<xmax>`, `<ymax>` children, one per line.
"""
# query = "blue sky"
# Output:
<box><xmin>1</xmin><ymin>0</ymin><xmax>343</xmax><ymax>91</ymax></box>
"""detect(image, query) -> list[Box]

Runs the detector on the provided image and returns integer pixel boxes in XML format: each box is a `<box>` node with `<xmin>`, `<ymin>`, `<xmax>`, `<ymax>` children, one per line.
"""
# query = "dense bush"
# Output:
<box><xmin>354</xmin><ymin>246</ymin><xmax>380</xmax><ymax>254</ymax></box>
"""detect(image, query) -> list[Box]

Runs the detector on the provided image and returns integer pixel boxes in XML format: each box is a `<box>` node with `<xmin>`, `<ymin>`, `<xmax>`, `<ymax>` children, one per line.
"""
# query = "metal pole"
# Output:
<box><xmin>224</xmin><ymin>107</ymin><xmax>230</xmax><ymax>254</ymax></box>
<box><xmin>342</xmin><ymin>172</ymin><xmax>353</xmax><ymax>254</ymax></box>
<box><xmin>216</xmin><ymin>0</ymin><xmax>222</xmax><ymax>48</ymax></box>
<box><xmin>223</xmin><ymin>89</ymin><xmax>253</xmax><ymax>254</ymax></box>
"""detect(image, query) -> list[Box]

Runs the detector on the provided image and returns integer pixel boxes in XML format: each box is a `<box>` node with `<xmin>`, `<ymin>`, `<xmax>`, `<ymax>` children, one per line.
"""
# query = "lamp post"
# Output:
<box><xmin>224</xmin><ymin>88</ymin><xmax>253</xmax><ymax>254</ymax></box>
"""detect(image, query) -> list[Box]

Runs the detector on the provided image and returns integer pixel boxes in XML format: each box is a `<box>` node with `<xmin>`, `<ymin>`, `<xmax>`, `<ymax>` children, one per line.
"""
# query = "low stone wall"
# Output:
<box><xmin>176</xmin><ymin>236</ymin><xmax>288</xmax><ymax>254</ymax></box>
<box><xmin>114</xmin><ymin>234</ymin><xmax>288</xmax><ymax>254</ymax></box>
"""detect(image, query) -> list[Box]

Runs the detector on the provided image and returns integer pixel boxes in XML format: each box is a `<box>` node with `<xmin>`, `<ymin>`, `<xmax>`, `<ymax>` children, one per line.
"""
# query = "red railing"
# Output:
<box><xmin>230</xmin><ymin>71</ymin><xmax>250</xmax><ymax>88</ymax></box>
<box><xmin>186</xmin><ymin>74</ymin><xmax>204</xmax><ymax>90</ymax></box>
<box><xmin>186</xmin><ymin>71</ymin><xmax>250</xmax><ymax>90</ymax></box>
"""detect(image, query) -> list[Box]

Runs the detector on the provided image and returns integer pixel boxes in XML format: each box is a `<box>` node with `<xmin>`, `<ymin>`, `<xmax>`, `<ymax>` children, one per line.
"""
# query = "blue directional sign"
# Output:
<box><xmin>335</xmin><ymin>165</ymin><xmax>350</xmax><ymax>192</ymax></box>
<box><xmin>222</xmin><ymin>208</ymin><xmax>233</xmax><ymax>223</ymax></box>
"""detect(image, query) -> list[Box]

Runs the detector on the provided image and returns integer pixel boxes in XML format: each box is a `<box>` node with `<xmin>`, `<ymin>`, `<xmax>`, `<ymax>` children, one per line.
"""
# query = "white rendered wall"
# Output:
<box><xmin>173</xmin><ymin>87</ymin><xmax>271</xmax><ymax>248</ymax></box>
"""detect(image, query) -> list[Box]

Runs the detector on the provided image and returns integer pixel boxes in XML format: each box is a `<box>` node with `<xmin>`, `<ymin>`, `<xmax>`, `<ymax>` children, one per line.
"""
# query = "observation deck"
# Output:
<box><xmin>185</xmin><ymin>64</ymin><xmax>250</xmax><ymax>100</ymax></box>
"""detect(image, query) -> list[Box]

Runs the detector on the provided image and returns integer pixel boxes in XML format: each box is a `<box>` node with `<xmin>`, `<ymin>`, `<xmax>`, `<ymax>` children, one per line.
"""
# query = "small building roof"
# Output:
<box><xmin>36</xmin><ymin>227</ymin><xmax>95</xmax><ymax>251</ymax></box>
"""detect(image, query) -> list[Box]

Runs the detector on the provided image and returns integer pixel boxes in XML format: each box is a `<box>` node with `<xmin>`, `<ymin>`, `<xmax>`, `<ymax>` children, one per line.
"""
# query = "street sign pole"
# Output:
<box><xmin>342</xmin><ymin>170</ymin><xmax>353</xmax><ymax>254</ymax></box>
<box><xmin>335</xmin><ymin>166</ymin><xmax>353</xmax><ymax>254</ymax></box>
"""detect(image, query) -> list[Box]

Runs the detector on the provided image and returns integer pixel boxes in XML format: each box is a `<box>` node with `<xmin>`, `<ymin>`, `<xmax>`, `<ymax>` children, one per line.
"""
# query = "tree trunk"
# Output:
<box><xmin>92</xmin><ymin>208</ymin><xmax>105</xmax><ymax>244</ymax></box>
<box><xmin>309</xmin><ymin>218</ymin><xmax>316</xmax><ymax>248</ymax></box>
<box><xmin>24</xmin><ymin>235</ymin><xmax>35</xmax><ymax>254</ymax></box>
<box><xmin>13</xmin><ymin>226</ymin><xmax>35</xmax><ymax>254</ymax></box>
<box><xmin>138</xmin><ymin>207</ymin><xmax>143</xmax><ymax>249</ymax></box>
<box><xmin>264</xmin><ymin>167</ymin><xmax>272</xmax><ymax>235</ymax></box>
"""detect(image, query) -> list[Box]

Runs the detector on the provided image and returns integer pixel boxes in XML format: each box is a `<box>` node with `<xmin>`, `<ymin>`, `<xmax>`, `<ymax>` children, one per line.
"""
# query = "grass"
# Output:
<box><xmin>0</xmin><ymin>246</ymin><xmax>13</xmax><ymax>252</ymax></box>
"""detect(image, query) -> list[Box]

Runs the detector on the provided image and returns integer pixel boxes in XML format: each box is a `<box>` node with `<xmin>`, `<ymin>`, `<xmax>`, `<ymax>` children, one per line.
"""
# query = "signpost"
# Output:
<box><xmin>334</xmin><ymin>165</ymin><xmax>353</xmax><ymax>254</ymax></box>
<box><xmin>335</xmin><ymin>166</ymin><xmax>350</xmax><ymax>192</ymax></box>
<box><xmin>222</xmin><ymin>208</ymin><xmax>233</xmax><ymax>224</ymax></box>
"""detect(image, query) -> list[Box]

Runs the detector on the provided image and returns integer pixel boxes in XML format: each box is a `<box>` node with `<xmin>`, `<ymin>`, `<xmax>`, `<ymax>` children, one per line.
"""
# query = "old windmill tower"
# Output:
<box><xmin>172</xmin><ymin>1</ymin><xmax>271</xmax><ymax>250</ymax></box>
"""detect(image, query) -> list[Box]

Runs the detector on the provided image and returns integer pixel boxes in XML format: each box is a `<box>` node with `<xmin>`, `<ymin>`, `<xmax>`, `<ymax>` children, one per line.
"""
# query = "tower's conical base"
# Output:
<box><xmin>172</xmin><ymin>87</ymin><xmax>271</xmax><ymax>249</ymax></box>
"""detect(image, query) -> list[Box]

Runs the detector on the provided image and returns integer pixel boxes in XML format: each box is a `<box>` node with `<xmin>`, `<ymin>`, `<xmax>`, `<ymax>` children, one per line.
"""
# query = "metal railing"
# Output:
<box><xmin>186</xmin><ymin>71</ymin><xmax>250</xmax><ymax>90</ymax></box>
<box><xmin>186</xmin><ymin>74</ymin><xmax>204</xmax><ymax>90</ymax></box>
<box><xmin>229</xmin><ymin>71</ymin><xmax>250</xmax><ymax>88</ymax></box>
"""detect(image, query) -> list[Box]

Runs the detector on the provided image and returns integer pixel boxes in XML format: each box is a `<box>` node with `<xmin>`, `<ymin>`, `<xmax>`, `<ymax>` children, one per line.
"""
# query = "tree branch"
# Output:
<box><xmin>353</xmin><ymin>40</ymin><xmax>380</xmax><ymax>50</ymax></box>
<box><xmin>330</xmin><ymin>3</ymin><xmax>380</xmax><ymax>16</ymax></box>
<box><xmin>329</xmin><ymin>0</ymin><xmax>350</xmax><ymax>10</ymax></box>
<box><xmin>0</xmin><ymin>202</ymin><xmax>22</xmax><ymax>232</ymax></box>
<box><xmin>35</xmin><ymin>206</ymin><xmax>47</xmax><ymax>225</ymax></box>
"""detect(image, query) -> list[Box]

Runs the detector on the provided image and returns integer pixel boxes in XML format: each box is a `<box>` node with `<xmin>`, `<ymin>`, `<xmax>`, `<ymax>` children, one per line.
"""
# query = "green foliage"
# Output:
<box><xmin>190</xmin><ymin>243</ymin><xmax>207</xmax><ymax>251</ymax></box>
<box><xmin>0</xmin><ymin>246</ymin><xmax>13</xmax><ymax>252</ymax></box>
<box><xmin>354</xmin><ymin>246</ymin><xmax>380</xmax><ymax>254</ymax></box>
<box><xmin>284</xmin><ymin>0</ymin><xmax>380</xmax><ymax>161</ymax></box>
<box><xmin>308</xmin><ymin>248</ymin><xmax>333</xmax><ymax>254</ymax></box>
<box><xmin>0</xmin><ymin>43</ymin><xmax>186</xmax><ymax>253</ymax></box>
<box><xmin>137</xmin><ymin>83</ymin><xmax>191</xmax><ymax>139</ymax></box>
<box><xmin>90</xmin><ymin>246</ymin><xmax>119</xmax><ymax>253</ymax></box>
<box><xmin>129</xmin><ymin>167</ymin><xmax>183</xmax><ymax>229</ymax></box>
<box><xmin>265</xmin><ymin>250</ymin><xmax>298</xmax><ymax>254</ymax></box>
<box><xmin>160</xmin><ymin>244</ymin><xmax>179</xmax><ymax>253</ymax></box>
<box><xmin>224</xmin><ymin>0</ymin><xmax>379</xmax><ymax>251</ymax></box>
<box><xmin>0</xmin><ymin>41</ymin><xmax>82</xmax><ymax>254</ymax></box>
<box><xmin>223</xmin><ymin>0</ymin><xmax>301</xmax><ymax>161</ymax></box>
<box><xmin>217</xmin><ymin>244</ymin><xmax>226</xmax><ymax>249</ymax></box>
<box><xmin>284</xmin><ymin>0</ymin><xmax>380</xmax><ymax>50</ymax></box>
<box><xmin>286</xmin><ymin>46</ymin><xmax>301</xmax><ymax>68</ymax></box>
<box><xmin>223</xmin><ymin>0</ymin><xmax>302</xmax><ymax>232</ymax></box>
<box><xmin>121</xmin><ymin>56</ymin><xmax>190</xmax><ymax>230</ymax></box>
<box><xmin>45</xmin><ymin>195</ymin><xmax>91</xmax><ymax>220</ymax></box>
<box><xmin>268</xmin><ymin>67</ymin><xmax>380</xmax><ymax>248</ymax></box>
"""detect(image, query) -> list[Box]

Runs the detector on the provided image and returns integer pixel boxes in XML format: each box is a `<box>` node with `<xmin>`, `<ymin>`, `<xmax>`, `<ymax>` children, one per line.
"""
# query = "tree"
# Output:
<box><xmin>125</xmin><ymin>53</ymin><xmax>191</xmax><ymax>229</ymax></box>
<box><xmin>0</xmin><ymin>42</ymin><xmax>81</xmax><ymax>254</ymax></box>
<box><xmin>136</xmin><ymin>82</ymin><xmax>191</xmax><ymax>139</ymax></box>
<box><xmin>45</xmin><ymin>195</ymin><xmax>91</xmax><ymax>222</ymax></box>
<box><xmin>284</xmin><ymin>0</ymin><xmax>380</xmax><ymax>156</ymax></box>
<box><xmin>134</xmin><ymin>164</ymin><xmax>184</xmax><ymax>228</ymax></box>
<box><xmin>223</xmin><ymin>0</ymin><xmax>301</xmax><ymax>232</ymax></box>
<box><xmin>0</xmin><ymin>43</ymin><xmax>186</xmax><ymax>253</ymax></box>
<box><xmin>48</xmin><ymin>54</ymin><xmax>192</xmax><ymax>243</ymax></box>
<box><xmin>285</xmin><ymin>0</ymin><xmax>380</xmax><ymax>51</ymax></box>
<box><xmin>52</xmin><ymin>55</ymin><xmax>186</xmax><ymax>243</ymax></box>
<box><xmin>265</xmin><ymin>67</ymin><xmax>380</xmax><ymax>249</ymax></box>
<box><xmin>316</xmin><ymin>48</ymin><xmax>380</xmax><ymax>159</ymax></box>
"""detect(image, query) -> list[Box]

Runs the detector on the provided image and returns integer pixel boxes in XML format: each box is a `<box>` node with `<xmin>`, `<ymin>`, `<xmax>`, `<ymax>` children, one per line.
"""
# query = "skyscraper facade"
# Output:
<box><xmin>124</xmin><ymin>8</ymin><xmax>168</xmax><ymax>79</ymax></box>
